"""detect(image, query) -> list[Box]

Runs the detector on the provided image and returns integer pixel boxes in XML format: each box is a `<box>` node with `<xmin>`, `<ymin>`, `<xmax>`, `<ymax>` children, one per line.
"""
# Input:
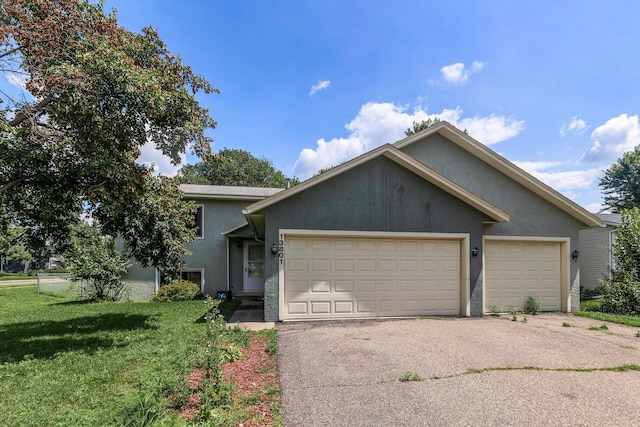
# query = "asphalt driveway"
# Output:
<box><xmin>277</xmin><ymin>314</ymin><xmax>640</xmax><ymax>426</ymax></box>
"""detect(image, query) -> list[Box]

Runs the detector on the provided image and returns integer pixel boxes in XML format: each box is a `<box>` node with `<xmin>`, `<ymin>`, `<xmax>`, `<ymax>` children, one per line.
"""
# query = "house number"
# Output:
<box><xmin>278</xmin><ymin>235</ymin><xmax>284</xmax><ymax>264</ymax></box>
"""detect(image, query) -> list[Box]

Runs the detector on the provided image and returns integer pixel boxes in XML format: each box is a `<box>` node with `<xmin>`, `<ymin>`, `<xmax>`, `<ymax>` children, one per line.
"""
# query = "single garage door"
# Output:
<box><xmin>282</xmin><ymin>234</ymin><xmax>462</xmax><ymax>320</ymax></box>
<box><xmin>485</xmin><ymin>240</ymin><xmax>562</xmax><ymax>312</ymax></box>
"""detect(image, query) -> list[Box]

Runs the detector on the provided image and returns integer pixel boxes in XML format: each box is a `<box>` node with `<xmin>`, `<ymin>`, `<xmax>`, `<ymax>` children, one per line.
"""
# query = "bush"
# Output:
<box><xmin>523</xmin><ymin>296</ymin><xmax>541</xmax><ymax>315</ymax></box>
<box><xmin>600</xmin><ymin>276</ymin><xmax>640</xmax><ymax>316</ymax></box>
<box><xmin>153</xmin><ymin>280</ymin><xmax>201</xmax><ymax>302</ymax></box>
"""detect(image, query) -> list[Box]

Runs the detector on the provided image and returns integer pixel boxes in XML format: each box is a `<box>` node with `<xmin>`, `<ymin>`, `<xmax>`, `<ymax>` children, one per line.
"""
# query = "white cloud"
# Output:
<box><xmin>291</xmin><ymin>102</ymin><xmax>524</xmax><ymax>180</ymax></box>
<box><xmin>309</xmin><ymin>80</ymin><xmax>331</xmax><ymax>96</ymax></box>
<box><xmin>5</xmin><ymin>72</ymin><xmax>27</xmax><ymax>90</ymax></box>
<box><xmin>136</xmin><ymin>141</ymin><xmax>185</xmax><ymax>177</ymax></box>
<box><xmin>581</xmin><ymin>114</ymin><xmax>640</xmax><ymax>162</ymax></box>
<box><xmin>440</xmin><ymin>61</ymin><xmax>486</xmax><ymax>85</ymax></box>
<box><xmin>585</xmin><ymin>202</ymin><xmax>607</xmax><ymax>213</ymax></box>
<box><xmin>458</xmin><ymin>114</ymin><xmax>525</xmax><ymax>145</ymax></box>
<box><xmin>512</xmin><ymin>160</ymin><xmax>601</xmax><ymax>196</ymax></box>
<box><xmin>511</xmin><ymin>160</ymin><xmax>565</xmax><ymax>173</ymax></box>
<box><xmin>560</xmin><ymin>116</ymin><xmax>588</xmax><ymax>137</ymax></box>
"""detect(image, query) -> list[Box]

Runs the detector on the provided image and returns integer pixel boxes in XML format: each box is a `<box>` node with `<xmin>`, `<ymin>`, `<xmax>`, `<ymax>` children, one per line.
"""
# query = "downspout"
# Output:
<box><xmin>225</xmin><ymin>236</ymin><xmax>230</xmax><ymax>291</ymax></box>
<box><xmin>244</xmin><ymin>213</ymin><xmax>265</xmax><ymax>244</ymax></box>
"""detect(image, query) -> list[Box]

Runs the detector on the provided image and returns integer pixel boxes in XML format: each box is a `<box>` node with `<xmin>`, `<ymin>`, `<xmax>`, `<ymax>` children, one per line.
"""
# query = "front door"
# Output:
<box><xmin>244</xmin><ymin>241</ymin><xmax>265</xmax><ymax>291</ymax></box>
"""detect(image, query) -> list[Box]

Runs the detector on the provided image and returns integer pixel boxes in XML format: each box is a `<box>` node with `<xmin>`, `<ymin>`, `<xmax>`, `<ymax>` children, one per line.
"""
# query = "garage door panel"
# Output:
<box><xmin>283</xmin><ymin>235</ymin><xmax>462</xmax><ymax>320</ymax></box>
<box><xmin>310</xmin><ymin>301</ymin><xmax>331</xmax><ymax>314</ymax></box>
<box><xmin>310</xmin><ymin>280</ymin><xmax>330</xmax><ymax>293</ymax></box>
<box><xmin>485</xmin><ymin>241</ymin><xmax>562</xmax><ymax>312</ymax></box>
<box><xmin>334</xmin><ymin>301</ymin><xmax>354</xmax><ymax>314</ymax></box>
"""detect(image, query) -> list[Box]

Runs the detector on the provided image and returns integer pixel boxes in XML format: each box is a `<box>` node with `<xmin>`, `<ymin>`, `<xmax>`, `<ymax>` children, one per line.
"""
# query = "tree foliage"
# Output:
<box><xmin>1</xmin><ymin>0</ymin><xmax>217</xmax><ymax>274</ymax></box>
<box><xmin>0</xmin><ymin>224</ymin><xmax>33</xmax><ymax>270</ymax></box>
<box><xmin>64</xmin><ymin>222</ymin><xmax>131</xmax><ymax>301</ymax></box>
<box><xmin>405</xmin><ymin>117</ymin><xmax>442</xmax><ymax>136</ymax></box>
<box><xmin>404</xmin><ymin>118</ymin><xmax>468</xmax><ymax>137</ymax></box>
<box><xmin>600</xmin><ymin>208</ymin><xmax>640</xmax><ymax>315</ymax></box>
<box><xmin>175</xmin><ymin>148</ymin><xmax>298</xmax><ymax>187</ymax></box>
<box><xmin>599</xmin><ymin>148</ymin><xmax>640</xmax><ymax>212</ymax></box>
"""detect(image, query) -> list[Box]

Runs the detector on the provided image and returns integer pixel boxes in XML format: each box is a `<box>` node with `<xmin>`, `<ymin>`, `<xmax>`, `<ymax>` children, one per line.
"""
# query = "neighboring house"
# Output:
<box><xmin>124</xmin><ymin>122</ymin><xmax>603</xmax><ymax>321</ymax></box>
<box><xmin>579</xmin><ymin>213</ymin><xmax>622</xmax><ymax>291</ymax></box>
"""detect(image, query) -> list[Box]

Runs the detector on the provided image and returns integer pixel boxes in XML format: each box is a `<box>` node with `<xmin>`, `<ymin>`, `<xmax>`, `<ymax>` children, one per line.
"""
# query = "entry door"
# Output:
<box><xmin>244</xmin><ymin>241</ymin><xmax>265</xmax><ymax>291</ymax></box>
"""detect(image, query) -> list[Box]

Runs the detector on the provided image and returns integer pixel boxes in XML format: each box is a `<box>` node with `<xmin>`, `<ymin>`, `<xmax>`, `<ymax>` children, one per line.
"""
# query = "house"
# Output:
<box><xmin>579</xmin><ymin>213</ymin><xmax>621</xmax><ymax>291</ymax></box>
<box><xmin>124</xmin><ymin>121</ymin><xmax>603</xmax><ymax>320</ymax></box>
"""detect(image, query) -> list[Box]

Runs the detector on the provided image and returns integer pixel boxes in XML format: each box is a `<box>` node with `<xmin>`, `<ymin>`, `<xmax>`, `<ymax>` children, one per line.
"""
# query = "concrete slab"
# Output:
<box><xmin>227</xmin><ymin>299</ymin><xmax>275</xmax><ymax>331</ymax></box>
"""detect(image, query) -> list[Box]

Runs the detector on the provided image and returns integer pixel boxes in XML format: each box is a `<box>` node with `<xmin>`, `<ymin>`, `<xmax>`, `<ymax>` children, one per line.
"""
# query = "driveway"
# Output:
<box><xmin>277</xmin><ymin>314</ymin><xmax>640</xmax><ymax>426</ymax></box>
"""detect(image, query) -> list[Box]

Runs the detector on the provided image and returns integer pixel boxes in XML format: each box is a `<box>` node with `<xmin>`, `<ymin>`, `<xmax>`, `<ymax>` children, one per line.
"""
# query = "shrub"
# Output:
<box><xmin>600</xmin><ymin>276</ymin><xmax>640</xmax><ymax>316</ymax></box>
<box><xmin>153</xmin><ymin>280</ymin><xmax>200</xmax><ymax>302</ymax></box>
<box><xmin>523</xmin><ymin>296</ymin><xmax>541</xmax><ymax>315</ymax></box>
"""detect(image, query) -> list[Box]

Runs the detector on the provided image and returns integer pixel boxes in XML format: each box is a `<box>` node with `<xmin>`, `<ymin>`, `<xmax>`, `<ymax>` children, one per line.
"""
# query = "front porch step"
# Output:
<box><xmin>232</xmin><ymin>291</ymin><xmax>264</xmax><ymax>301</ymax></box>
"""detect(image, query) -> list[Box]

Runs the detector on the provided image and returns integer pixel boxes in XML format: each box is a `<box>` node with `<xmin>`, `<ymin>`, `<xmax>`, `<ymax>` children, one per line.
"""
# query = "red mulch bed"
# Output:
<box><xmin>177</xmin><ymin>335</ymin><xmax>280</xmax><ymax>426</ymax></box>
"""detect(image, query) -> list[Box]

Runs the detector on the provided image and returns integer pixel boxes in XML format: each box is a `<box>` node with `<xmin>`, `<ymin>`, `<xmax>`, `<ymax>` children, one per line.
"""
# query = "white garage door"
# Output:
<box><xmin>282</xmin><ymin>235</ymin><xmax>462</xmax><ymax>320</ymax></box>
<box><xmin>485</xmin><ymin>240</ymin><xmax>562</xmax><ymax>312</ymax></box>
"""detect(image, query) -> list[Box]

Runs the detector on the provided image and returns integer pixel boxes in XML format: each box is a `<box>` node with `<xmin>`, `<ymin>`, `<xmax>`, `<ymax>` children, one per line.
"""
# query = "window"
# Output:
<box><xmin>194</xmin><ymin>205</ymin><xmax>203</xmax><ymax>238</ymax></box>
<box><xmin>158</xmin><ymin>269</ymin><xmax>204</xmax><ymax>292</ymax></box>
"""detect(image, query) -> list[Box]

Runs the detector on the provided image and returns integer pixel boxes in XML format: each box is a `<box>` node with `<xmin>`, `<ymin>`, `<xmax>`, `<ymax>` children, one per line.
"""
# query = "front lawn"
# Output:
<box><xmin>0</xmin><ymin>286</ymin><xmax>278</xmax><ymax>426</ymax></box>
<box><xmin>577</xmin><ymin>299</ymin><xmax>640</xmax><ymax>328</ymax></box>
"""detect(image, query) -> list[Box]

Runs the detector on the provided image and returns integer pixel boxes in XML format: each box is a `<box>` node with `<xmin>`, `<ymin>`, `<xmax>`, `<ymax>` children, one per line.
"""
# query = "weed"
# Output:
<box><xmin>240</xmin><ymin>390</ymin><xmax>263</xmax><ymax>406</ymax></box>
<box><xmin>523</xmin><ymin>295</ymin><xmax>541</xmax><ymax>315</ymax></box>
<box><xmin>636</xmin><ymin>330</ymin><xmax>640</xmax><ymax>338</ymax></box>
<box><xmin>510</xmin><ymin>307</ymin><xmax>519</xmax><ymax>321</ymax></box>
<box><xmin>264</xmin><ymin>384</ymin><xmax>280</xmax><ymax>396</ymax></box>
<box><xmin>489</xmin><ymin>304</ymin><xmax>502</xmax><ymax>316</ymax></box>
<box><xmin>119</xmin><ymin>392</ymin><xmax>162</xmax><ymax>427</ymax></box>
<box><xmin>619</xmin><ymin>345</ymin><xmax>636</xmax><ymax>350</ymax></box>
<box><xmin>588</xmin><ymin>324</ymin><xmax>609</xmax><ymax>331</ymax></box>
<box><xmin>522</xmin><ymin>317</ymin><xmax>528</xmax><ymax>323</ymax></box>
<box><xmin>562</xmin><ymin>322</ymin><xmax>572</xmax><ymax>327</ymax></box>
<box><xmin>399</xmin><ymin>371</ymin><xmax>424</xmax><ymax>382</ymax></box>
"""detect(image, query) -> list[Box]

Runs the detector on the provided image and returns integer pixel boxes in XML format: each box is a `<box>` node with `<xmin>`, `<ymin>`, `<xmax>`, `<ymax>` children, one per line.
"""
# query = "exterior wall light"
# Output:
<box><xmin>571</xmin><ymin>250</ymin><xmax>579</xmax><ymax>262</ymax></box>
<box><xmin>471</xmin><ymin>247</ymin><xmax>479</xmax><ymax>257</ymax></box>
<box><xmin>271</xmin><ymin>243</ymin><xmax>278</xmax><ymax>255</ymax></box>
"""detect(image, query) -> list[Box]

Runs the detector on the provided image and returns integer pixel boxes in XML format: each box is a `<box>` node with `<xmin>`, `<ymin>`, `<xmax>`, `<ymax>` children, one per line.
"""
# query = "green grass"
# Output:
<box><xmin>0</xmin><ymin>286</ymin><xmax>242</xmax><ymax>426</ymax></box>
<box><xmin>0</xmin><ymin>273</ymin><xmax>37</xmax><ymax>281</ymax></box>
<box><xmin>577</xmin><ymin>299</ymin><xmax>640</xmax><ymax>328</ymax></box>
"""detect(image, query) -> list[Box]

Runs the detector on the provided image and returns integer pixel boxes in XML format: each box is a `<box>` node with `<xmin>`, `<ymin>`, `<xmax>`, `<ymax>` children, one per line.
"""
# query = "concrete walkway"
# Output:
<box><xmin>227</xmin><ymin>299</ymin><xmax>275</xmax><ymax>331</ymax></box>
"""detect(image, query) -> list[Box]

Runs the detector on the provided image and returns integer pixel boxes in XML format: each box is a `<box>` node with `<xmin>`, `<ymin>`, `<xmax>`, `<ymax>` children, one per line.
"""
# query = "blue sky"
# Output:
<box><xmin>7</xmin><ymin>1</ymin><xmax>640</xmax><ymax>212</ymax></box>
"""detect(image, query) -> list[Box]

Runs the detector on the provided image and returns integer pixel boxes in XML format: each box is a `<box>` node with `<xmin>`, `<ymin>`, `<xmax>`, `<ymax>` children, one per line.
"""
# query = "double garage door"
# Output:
<box><xmin>281</xmin><ymin>233</ymin><xmax>464</xmax><ymax>320</ymax></box>
<box><xmin>280</xmin><ymin>233</ymin><xmax>566</xmax><ymax>320</ymax></box>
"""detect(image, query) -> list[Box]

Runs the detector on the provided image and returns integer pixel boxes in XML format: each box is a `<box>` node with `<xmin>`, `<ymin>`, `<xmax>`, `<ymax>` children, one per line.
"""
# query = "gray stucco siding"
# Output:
<box><xmin>260</xmin><ymin>156</ymin><xmax>491</xmax><ymax>320</ymax></box>
<box><xmin>400</xmin><ymin>134</ymin><xmax>583</xmax><ymax>312</ymax></box>
<box><xmin>183</xmin><ymin>198</ymin><xmax>250</xmax><ymax>295</ymax></box>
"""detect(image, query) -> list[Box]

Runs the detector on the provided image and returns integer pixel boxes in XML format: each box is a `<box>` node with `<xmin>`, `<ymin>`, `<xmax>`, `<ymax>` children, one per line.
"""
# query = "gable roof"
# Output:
<box><xmin>243</xmin><ymin>143</ymin><xmax>510</xmax><ymax>223</ymax></box>
<box><xmin>394</xmin><ymin>122</ymin><xmax>604</xmax><ymax>228</ymax></box>
<box><xmin>180</xmin><ymin>184</ymin><xmax>283</xmax><ymax>200</ymax></box>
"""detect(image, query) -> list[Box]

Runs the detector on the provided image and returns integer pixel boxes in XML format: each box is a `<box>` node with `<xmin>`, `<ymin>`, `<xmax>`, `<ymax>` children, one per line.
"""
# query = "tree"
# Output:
<box><xmin>175</xmin><ymin>148</ymin><xmax>299</xmax><ymax>187</ymax></box>
<box><xmin>600</xmin><ymin>208</ymin><xmax>640</xmax><ymax>315</ymax></box>
<box><xmin>405</xmin><ymin>117</ymin><xmax>442</xmax><ymax>136</ymax></box>
<box><xmin>404</xmin><ymin>118</ymin><xmax>468</xmax><ymax>137</ymax></box>
<box><xmin>599</xmin><ymin>148</ymin><xmax>640</xmax><ymax>212</ymax></box>
<box><xmin>64</xmin><ymin>222</ymin><xmax>131</xmax><ymax>301</ymax></box>
<box><xmin>0</xmin><ymin>224</ymin><xmax>33</xmax><ymax>272</ymax></box>
<box><xmin>1</xmin><ymin>0</ymin><xmax>217</xmax><ymax>274</ymax></box>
